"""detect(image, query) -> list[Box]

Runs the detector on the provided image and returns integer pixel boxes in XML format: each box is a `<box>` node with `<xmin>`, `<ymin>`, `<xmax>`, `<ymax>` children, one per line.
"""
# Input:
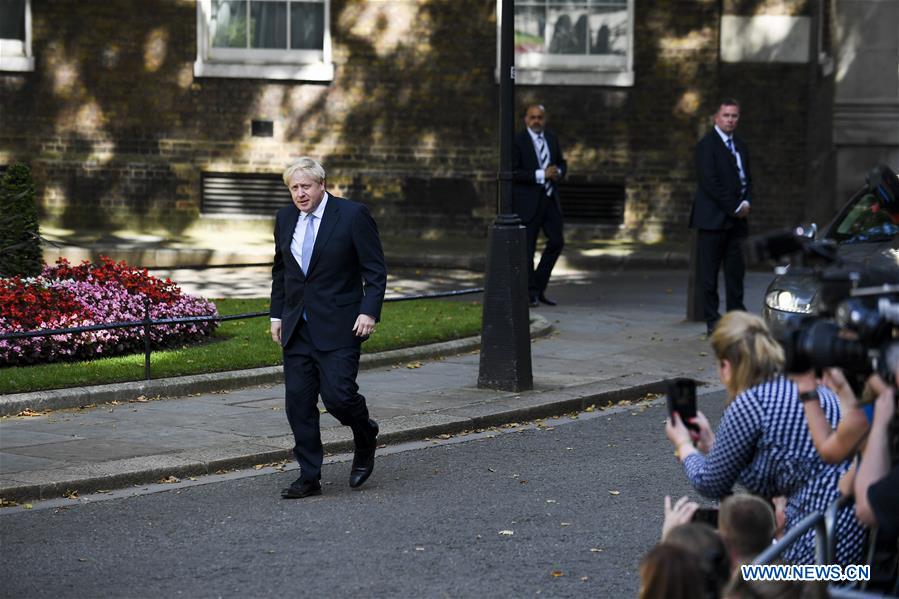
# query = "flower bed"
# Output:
<box><xmin>0</xmin><ymin>257</ymin><xmax>218</xmax><ymax>366</ymax></box>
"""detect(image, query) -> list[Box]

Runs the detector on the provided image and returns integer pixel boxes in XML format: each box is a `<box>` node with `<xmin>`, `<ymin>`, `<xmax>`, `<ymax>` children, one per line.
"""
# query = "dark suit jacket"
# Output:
<box><xmin>270</xmin><ymin>195</ymin><xmax>387</xmax><ymax>351</ymax></box>
<box><xmin>512</xmin><ymin>129</ymin><xmax>567</xmax><ymax>223</ymax></box>
<box><xmin>689</xmin><ymin>129</ymin><xmax>753</xmax><ymax>234</ymax></box>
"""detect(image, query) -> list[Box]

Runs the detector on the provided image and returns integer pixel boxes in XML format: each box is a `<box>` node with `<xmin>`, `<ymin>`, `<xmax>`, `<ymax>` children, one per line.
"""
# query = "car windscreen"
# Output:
<box><xmin>829</xmin><ymin>192</ymin><xmax>899</xmax><ymax>243</ymax></box>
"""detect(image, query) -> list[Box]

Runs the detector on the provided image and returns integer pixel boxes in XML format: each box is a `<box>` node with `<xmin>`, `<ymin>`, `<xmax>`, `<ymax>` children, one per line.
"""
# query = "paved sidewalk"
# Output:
<box><xmin>0</xmin><ymin>269</ymin><xmax>771</xmax><ymax>504</ymax></box>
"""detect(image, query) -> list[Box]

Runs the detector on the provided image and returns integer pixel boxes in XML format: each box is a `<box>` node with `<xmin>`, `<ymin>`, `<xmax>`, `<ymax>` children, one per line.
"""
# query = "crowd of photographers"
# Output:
<box><xmin>638</xmin><ymin>309</ymin><xmax>898</xmax><ymax>598</ymax></box>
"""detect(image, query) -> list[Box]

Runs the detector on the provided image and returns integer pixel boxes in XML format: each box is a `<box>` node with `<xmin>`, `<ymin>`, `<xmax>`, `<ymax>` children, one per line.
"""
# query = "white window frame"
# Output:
<box><xmin>194</xmin><ymin>0</ymin><xmax>334</xmax><ymax>81</ymax></box>
<box><xmin>498</xmin><ymin>0</ymin><xmax>635</xmax><ymax>86</ymax></box>
<box><xmin>0</xmin><ymin>0</ymin><xmax>34</xmax><ymax>72</ymax></box>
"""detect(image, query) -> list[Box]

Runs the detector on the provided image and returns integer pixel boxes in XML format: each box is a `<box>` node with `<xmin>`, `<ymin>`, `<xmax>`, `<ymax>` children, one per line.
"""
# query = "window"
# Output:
<box><xmin>194</xmin><ymin>0</ymin><xmax>333</xmax><ymax>81</ymax></box>
<box><xmin>0</xmin><ymin>0</ymin><xmax>34</xmax><ymax>72</ymax></box>
<box><xmin>500</xmin><ymin>0</ymin><xmax>634</xmax><ymax>86</ymax></box>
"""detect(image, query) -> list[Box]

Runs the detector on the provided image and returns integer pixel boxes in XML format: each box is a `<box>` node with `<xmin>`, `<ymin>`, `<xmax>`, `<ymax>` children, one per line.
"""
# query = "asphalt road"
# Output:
<box><xmin>0</xmin><ymin>390</ymin><xmax>729</xmax><ymax>598</ymax></box>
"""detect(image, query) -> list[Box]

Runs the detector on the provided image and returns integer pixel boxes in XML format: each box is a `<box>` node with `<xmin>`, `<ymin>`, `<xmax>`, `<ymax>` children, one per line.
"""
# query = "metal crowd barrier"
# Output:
<box><xmin>0</xmin><ymin>288</ymin><xmax>484</xmax><ymax>381</ymax></box>
<box><xmin>751</xmin><ymin>495</ymin><xmax>896</xmax><ymax>597</ymax></box>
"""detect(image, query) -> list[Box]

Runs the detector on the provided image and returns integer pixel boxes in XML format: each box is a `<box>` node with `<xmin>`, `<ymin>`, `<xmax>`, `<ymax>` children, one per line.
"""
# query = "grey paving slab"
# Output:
<box><xmin>190</xmin><ymin>413</ymin><xmax>298</xmax><ymax>437</ymax></box>
<box><xmin>1</xmin><ymin>412</ymin><xmax>120</xmax><ymax>433</ymax></box>
<box><xmin>5</xmin><ymin>439</ymin><xmax>171</xmax><ymax>464</ymax></box>
<box><xmin>0</xmin><ymin>428</ymin><xmax>82</xmax><ymax>450</ymax></box>
<box><xmin>225</xmin><ymin>397</ymin><xmax>284</xmax><ymax>409</ymax></box>
<box><xmin>61</xmin><ymin>422</ymin><xmax>257</xmax><ymax>451</ymax></box>
<box><xmin>0</xmin><ymin>452</ymin><xmax>66</xmax><ymax>474</ymax></box>
<box><xmin>138</xmin><ymin>397</ymin><xmax>260</xmax><ymax>416</ymax></box>
<box><xmin>369</xmin><ymin>389</ymin><xmax>495</xmax><ymax>411</ymax></box>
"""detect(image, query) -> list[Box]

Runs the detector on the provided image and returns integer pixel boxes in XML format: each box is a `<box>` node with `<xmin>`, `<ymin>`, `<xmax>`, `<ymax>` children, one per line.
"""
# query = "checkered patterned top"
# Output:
<box><xmin>683</xmin><ymin>376</ymin><xmax>866</xmax><ymax>565</ymax></box>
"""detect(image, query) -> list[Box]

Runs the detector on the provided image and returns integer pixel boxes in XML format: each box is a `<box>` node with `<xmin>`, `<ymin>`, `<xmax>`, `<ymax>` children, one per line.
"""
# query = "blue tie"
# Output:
<box><xmin>301</xmin><ymin>214</ymin><xmax>315</xmax><ymax>275</ymax></box>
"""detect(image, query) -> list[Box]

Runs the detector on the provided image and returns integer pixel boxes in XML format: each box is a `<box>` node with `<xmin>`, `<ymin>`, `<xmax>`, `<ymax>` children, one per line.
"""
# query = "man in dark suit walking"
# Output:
<box><xmin>513</xmin><ymin>103</ymin><xmax>567</xmax><ymax>307</ymax></box>
<box><xmin>270</xmin><ymin>157</ymin><xmax>387</xmax><ymax>499</ymax></box>
<box><xmin>690</xmin><ymin>98</ymin><xmax>753</xmax><ymax>335</ymax></box>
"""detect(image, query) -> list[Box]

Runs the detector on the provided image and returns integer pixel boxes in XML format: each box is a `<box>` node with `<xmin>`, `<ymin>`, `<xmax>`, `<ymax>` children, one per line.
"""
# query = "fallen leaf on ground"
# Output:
<box><xmin>159</xmin><ymin>476</ymin><xmax>180</xmax><ymax>484</ymax></box>
<box><xmin>551</xmin><ymin>571</ymin><xmax>564</xmax><ymax>578</ymax></box>
<box><xmin>498</xmin><ymin>530</ymin><xmax>514</xmax><ymax>536</ymax></box>
<box><xmin>608</xmin><ymin>490</ymin><xmax>620</xmax><ymax>496</ymax></box>
<box><xmin>16</xmin><ymin>409</ymin><xmax>50</xmax><ymax>417</ymax></box>
<box><xmin>405</xmin><ymin>361</ymin><xmax>422</xmax><ymax>369</ymax></box>
<box><xmin>590</xmin><ymin>548</ymin><xmax>604</xmax><ymax>553</ymax></box>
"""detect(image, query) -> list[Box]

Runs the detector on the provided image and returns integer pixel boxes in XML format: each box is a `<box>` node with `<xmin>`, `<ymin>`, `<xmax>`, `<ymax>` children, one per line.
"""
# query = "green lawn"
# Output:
<box><xmin>0</xmin><ymin>298</ymin><xmax>483</xmax><ymax>395</ymax></box>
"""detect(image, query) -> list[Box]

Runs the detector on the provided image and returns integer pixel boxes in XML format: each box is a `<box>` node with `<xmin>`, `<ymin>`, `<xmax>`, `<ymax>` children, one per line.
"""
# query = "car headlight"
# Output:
<box><xmin>765</xmin><ymin>290</ymin><xmax>813</xmax><ymax>314</ymax></box>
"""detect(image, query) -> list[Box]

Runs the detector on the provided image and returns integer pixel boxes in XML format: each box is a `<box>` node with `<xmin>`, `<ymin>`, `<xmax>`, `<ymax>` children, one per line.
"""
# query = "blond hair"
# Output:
<box><xmin>282</xmin><ymin>157</ymin><xmax>326</xmax><ymax>186</ymax></box>
<box><xmin>710</xmin><ymin>311</ymin><xmax>784</xmax><ymax>398</ymax></box>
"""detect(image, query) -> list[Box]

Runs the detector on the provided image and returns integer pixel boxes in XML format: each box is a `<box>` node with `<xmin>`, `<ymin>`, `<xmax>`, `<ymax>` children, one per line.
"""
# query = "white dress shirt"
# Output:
<box><xmin>527</xmin><ymin>127</ymin><xmax>548</xmax><ymax>184</ymax></box>
<box><xmin>271</xmin><ymin>193</ymin><xmax>329</xmax><ymax>323</ymax></box>
<box><xmin>714</xmin><ymin>125</ymin><xmax>749</xmax><ymax>214</ymax></box>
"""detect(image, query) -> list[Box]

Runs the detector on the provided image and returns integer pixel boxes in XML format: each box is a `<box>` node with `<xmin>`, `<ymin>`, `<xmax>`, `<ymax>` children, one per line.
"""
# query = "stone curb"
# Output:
<box><xmin>0</xmin><ymin>374</ymin><xmax>670</xmax><ymax>503</ymax></box>
<box><xmin>0</xmin><ymin>315</ymin><xmax>553</xmax><ymax>417</ymax></box>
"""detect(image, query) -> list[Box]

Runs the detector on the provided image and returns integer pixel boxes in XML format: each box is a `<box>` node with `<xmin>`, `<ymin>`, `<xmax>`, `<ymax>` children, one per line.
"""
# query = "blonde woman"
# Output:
<box><xmin>665</xmin><ymin>311</ymin><xmax>865</xmax><ymax>565</ymax></box>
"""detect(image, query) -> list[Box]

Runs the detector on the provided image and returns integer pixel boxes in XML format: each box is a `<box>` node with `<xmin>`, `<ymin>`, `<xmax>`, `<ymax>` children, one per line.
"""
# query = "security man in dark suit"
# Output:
<box><xmin>270</xmin><ymin>157</ymin><xmax>387</xmax><ymax>499</ymax></box>
<box><xmin>690</xmin><ymin>99</ymin><xmax>753</xmax><ymax>335</ymax></box>
<box><xmin>512</xmin><ymin>103</ymin><xmax>567</xmax><ymax>307</ymax></box>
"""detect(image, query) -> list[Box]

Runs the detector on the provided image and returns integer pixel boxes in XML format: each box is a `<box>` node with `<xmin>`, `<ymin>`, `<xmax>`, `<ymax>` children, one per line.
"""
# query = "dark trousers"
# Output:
<box><xmin>525</xmin><ymin>195</ymin><xmax>565</xmax><ymax>296</ymax></box>
<box><xmin>696</xmin><ymin>228</ymin><xmax>746</xmax><ymax>329</ymax></box>
<box><xmin>283</xmin><ymin>322</ymin><xmax>372</xmax><ymax>481</ymax></box>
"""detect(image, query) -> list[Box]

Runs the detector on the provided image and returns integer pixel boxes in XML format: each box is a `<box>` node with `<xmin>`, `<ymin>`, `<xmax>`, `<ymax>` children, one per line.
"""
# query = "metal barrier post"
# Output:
<box><xmin>143</xmin><ymin>297</ymin><xmax>152</xmax><ymax>381</ymax></box>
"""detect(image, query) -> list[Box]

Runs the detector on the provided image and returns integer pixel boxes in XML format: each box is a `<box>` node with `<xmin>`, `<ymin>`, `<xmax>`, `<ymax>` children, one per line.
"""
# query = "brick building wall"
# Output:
<box><xmin>0</xmin><ymin>0</ymin><xmax>830</xmax><ymax>242</ymax></box>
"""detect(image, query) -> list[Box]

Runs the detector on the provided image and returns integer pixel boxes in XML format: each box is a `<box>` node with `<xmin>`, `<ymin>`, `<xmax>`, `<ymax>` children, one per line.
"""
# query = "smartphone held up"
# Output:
<box><xmin>667</xmin><ymin>378</ymin><xmax>699</xmax><ymax>434</ymax></box>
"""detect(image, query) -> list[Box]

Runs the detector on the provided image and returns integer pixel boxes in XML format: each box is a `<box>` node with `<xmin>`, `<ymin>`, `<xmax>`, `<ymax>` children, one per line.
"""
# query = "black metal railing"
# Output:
<box><xmin>0</xmin><ymin>288</ymin><xmax>484</xmax><ymax>381</ymax></box>
<box><xmin>751</xmin><ymin>495</ymin><xmax>892</xmax><ymax>598</ymax></box>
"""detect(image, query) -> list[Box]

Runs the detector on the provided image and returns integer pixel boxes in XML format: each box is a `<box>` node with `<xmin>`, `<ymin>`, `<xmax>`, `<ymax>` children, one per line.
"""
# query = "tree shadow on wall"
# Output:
<box><xmin>12</xmin><ymin>1</ymin><xmax>259</xmax><ymax>237</ymax></box>
<box><xmin>280</xmin><ymin>0</ymin><xmax>499</xmax><ymax>235</ymax></box>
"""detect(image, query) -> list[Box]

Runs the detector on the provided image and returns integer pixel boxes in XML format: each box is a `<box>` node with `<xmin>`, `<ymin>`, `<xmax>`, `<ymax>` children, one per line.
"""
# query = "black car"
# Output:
<box><xmin>762</xmin><ymin>166</ymin><xmax>899</xmax><ymax>337</ymax></box>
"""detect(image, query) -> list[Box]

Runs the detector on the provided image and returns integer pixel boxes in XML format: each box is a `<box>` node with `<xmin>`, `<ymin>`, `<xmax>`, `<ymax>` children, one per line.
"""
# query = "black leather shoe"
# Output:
<box><xmin>281</xmin><ymin>478</ymin><xmax>322</xmax><ymax>499</ymax></box>
<box><xmin>530</xmin><ymin>294</ymin><xmax>540</xmax><ymax>308</ymax></box>
<box><xmin>538</xmin><ymin>293</ymin><xmax>557</xmax><ymax>306</ymax></box>
<box><xmin>349</xmin><ymin>420</ymin><xmax>378</xmax><ymax>488</ymax></box>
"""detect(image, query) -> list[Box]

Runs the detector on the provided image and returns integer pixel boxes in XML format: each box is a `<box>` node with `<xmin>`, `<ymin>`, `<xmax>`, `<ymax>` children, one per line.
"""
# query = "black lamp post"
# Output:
<box><xmin>477</xmin><ymin>0</ymin><xmax>533</xmax><ymax>391</ymax></box>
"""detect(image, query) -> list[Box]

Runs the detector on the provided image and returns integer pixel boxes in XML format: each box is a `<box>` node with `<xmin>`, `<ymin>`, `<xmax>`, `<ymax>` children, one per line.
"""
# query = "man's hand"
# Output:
<box><xmin>270</xmin><ymin>320</ymin><xmax>282</xmax><ymax>344</ymax></box>
<box><xmin>545</xmin><ymin>164</ymin><xmax>561</xmax><ymax>181</ymax></box>
<box><xmin>735</xmin><ymin>202</ymin><xmax>751</xmax><ymax>218</ymax></box>
<box><xmin>353</xmin><ymin>314</ymin><xmax>376</xmax><ymax>337</ymax></box>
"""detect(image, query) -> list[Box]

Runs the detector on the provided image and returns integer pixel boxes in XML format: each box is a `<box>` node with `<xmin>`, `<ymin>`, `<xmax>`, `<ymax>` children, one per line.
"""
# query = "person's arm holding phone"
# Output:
<box><xmin>667</xmin><ymin>412</ymin><xmax>700</xmax><ymax>461</ymax></box>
